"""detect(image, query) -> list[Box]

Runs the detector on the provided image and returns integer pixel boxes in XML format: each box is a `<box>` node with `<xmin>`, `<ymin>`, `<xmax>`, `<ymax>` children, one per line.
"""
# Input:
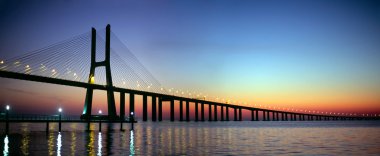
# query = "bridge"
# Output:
<box><xmin>0</xmin><ymin>25</ymin><xmax>378</xmax><ymax>124</ymax></box>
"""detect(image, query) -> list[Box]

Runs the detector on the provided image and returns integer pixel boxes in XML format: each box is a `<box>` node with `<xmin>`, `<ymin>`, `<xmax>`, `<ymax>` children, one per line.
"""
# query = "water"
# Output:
<box><xmin>1</xmin><ymin>121</ymin><xmax>380</xmax><ymax>155</ymax></box>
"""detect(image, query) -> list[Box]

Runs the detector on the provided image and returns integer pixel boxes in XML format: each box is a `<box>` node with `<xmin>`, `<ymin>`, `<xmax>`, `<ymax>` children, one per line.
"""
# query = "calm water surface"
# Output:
<box><xmin>1</xmin><ymin>121</ymin><xmax>380</xmax><ymax>155</ymax></box>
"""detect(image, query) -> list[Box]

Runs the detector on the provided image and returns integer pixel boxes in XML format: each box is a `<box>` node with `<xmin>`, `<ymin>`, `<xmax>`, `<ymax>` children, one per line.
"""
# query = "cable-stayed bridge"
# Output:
<box><xmin>0</xmin><ymin>25</ymin><xmax>377</xmax><ymax>122</ymax></box>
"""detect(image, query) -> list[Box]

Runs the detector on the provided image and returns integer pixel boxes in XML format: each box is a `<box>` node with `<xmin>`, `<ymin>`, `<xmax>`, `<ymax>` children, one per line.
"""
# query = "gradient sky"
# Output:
<box><xmin>0</xmin><ymin>0</ymin><xmax>379</xmax><ymax>118</ymax></box>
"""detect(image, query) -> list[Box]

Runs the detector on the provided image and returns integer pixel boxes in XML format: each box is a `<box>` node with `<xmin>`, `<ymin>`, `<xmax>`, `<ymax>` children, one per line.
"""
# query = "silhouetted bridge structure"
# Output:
<box><xmin>1</xmin><ymin>25</ymin><xmax>378</xmax><ymax>126</ymax></box>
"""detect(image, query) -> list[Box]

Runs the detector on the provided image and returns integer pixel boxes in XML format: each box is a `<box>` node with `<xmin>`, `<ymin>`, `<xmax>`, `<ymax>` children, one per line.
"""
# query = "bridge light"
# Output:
<box><xmin>99</xmin><ymin>110</ymin><xmax>102</xmax><ymax>114</ymax></box>
<box><xmin>6</xmin><ymin>105</ymin><xmax>10</xmax><ymax>110</ymax></box>
<box><xmin>58</xmin><ymin>108</ymin><xmax>62</xmax><ymax>113</ymax></box>
<box><xmin>131</xmin><ymin>112</ymin><xmax>134</xmax><ymax>116</ymax></box>
<box><xmin>90</xmin><ymin>76</ymin><xmax>95</xmax><ymax>84</ymax></box>
<box><xmin>52</xmin><ymin>69</ymin><xmax>56</xmax><ymax>73</ymax></box>
<box><xmin>0</xmin><ymin>60</ymin><xmax>3</xmax><ymax>64</ymax></box>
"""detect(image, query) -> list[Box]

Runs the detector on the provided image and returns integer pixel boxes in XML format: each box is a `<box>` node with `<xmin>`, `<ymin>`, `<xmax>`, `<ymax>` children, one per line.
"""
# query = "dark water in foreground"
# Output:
<box><xmin>1</xmin><ymin>121</ymin><xmax>380</xmax><ymax>155</ymax></box>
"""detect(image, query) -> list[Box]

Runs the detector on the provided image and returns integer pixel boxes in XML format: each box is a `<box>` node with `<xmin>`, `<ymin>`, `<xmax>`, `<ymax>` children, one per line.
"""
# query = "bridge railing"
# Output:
<box><xmin>0</xmin><ymin>113</ymin><xmax>80</xmax><ymax>121</ymax></box>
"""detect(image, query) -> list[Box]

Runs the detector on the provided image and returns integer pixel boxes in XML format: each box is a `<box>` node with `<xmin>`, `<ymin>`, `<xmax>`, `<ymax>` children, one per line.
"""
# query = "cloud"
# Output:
<box><xmin>4</xmin><ymin>87</ymin><xmax>38</xmax><ymax>96</ymax></box>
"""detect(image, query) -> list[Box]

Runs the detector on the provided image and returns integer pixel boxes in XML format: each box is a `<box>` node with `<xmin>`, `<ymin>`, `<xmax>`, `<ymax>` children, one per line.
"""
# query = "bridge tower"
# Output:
<box><xmin>81</xmin><ymin>24</ymin><xmax>118</xmax><ymax>120</ymax></box>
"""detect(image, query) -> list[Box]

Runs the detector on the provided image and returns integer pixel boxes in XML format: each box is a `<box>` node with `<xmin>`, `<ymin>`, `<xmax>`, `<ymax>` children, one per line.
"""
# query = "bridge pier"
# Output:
<box><xmin>255</xmin><ymin>110</ymin><xmax>259</xmax><ymax>121</ymax></box>
<box><xmin>195</xmin><ymin>102</ymin><xmax>198</xmax><ymax>121</ymax></box>
<box><xmin>214</xmin><ymin>105</ymin><xmax>218</xmax><ymax>121</ymax></box>
<box><xmin>276</xmin><ymin>112</ymin><xmax>279</xmax><ymax>121</ymax></box>
<box><xmin>272</xmin><ymin>111</ymin><xmax>275</xmax><ymax>121</ymax></box>
<box><xmin>186</xmin><ymin>101</ymin><xmax>190</xmax><ymax>121</ymax></box>
<box><xmin>158</xmin><ymin>97</ymin><xmax>162</xmax><ymax>121</ymax></box>
<box><xmin>267</xmin><ymin>111</ymin><xmax>270</xmax><ymax>121</ymax></box>
<box><xmin>201</xmin><ymin>102</ymin><xmax>205</xmax><ymax>121</ymax></box>
<box><xmin>281</xmin><ymin>113</ymin><xmax>284</xmax><ymax>121</ymax></box>
<box><xmin>226</xmin><ymin>106</ymin><xmax>229</xmax><ymax>121</ymax></box>
<box><xmin>143</xmin><ymin>95</ymin><xmax>147</xmax><ymax>121</ymax></box>
<box><xmin>234</xmin><ymin>107</ymin><xmax>237</xmax><ymax>121</ymax></box>
<box><xmin>208</xmin><ymin>104</ymin><xmax>212</xmax><ymax>121</ymax></box>
<box><xmin>180</xmin><ymin>100</ymin><xmax>183</xmax><ymax>121</ymax></box>
<box><xmin>120</xmin><ymin>92</ymin><xmax>125</xmax><ymax>122</ymax></box>
<box><xmin>170</xmin><ymin>99</ymin><xmax>174</xmax><ymax>122</ymax></box>
<box><xmin>239</xmin><ymin>108</ymin><xmax>242</xmax><ymax>121</ymax></box>
<box><xmin>152</xmin><ymin>96</ymin><xmax>156</xmax><ymax>121</ymax></box>
<box><xmin>263</xmin><ymin>111</ymin><xmax>266</xmax><ymax>121</ymax></box>
<box><xmin>221</xmin><ymin>106</ymin><xmax>224</xmax><ymax>121</ymax></box>
<box><xmin>251</xmin><ymin>110</ymin><xmax>254</xmax><ymax>121</ymax></box>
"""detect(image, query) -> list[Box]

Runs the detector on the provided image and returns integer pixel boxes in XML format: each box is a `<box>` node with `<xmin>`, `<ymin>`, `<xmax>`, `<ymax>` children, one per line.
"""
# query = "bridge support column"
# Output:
<box><xmin>195</xmin><ymin>102</ymin><xmax>198</xmax><ymax>121</ymax></box>
<box><xmin>281</xmin><ymin>113</ymin><xmax>284</xmax><ymax>121</ymax></box>
<box><xmin>221</xmin><ymin>106</ymin><xmax>224</xmax><ymax>121</ymax></box>
<box><xmin>255</xmin><ymin>110</ymin><xmax>259</xmax><ymax>121</ymax></box>
<box><xmin>170</xmin><ymin>99</ymin><xmax>174</xmax><ymax>122</ymax></box>
<box><xmin>214</xmin><ymin>105</ymin><xmax>218</xmax><ymax>121</ymax></box>
<box><xmin>152</xmin><ymin>96</ymin><xmax>156</xmax><ymax>121</ymax></box>
<box><xmin>143</xmin><ymin>95</ymin><xmax>147</xmax><ymax>121</ymax></box>
<box><xmin>276</xmin><ymin>112</ymin><xmax>279</xmax><ymax>121</ymax></box>
<box><xmin>263</xmin><ymin>111</ymin><xmax>266</xmax><ymax>121</ymax></box>
<box><xmin>234</xmin><ymin>107</ymin><xmax>237</xmax><ymax>121</ymax></box>
<box><xmin>180</xmin><ymin>100</ymin><xmax>183</xmax><ymax>121</ymax></box>
<box><xmin>130</xmin><ymin>93</ymin><xmax>135</xmax><ymax>122</ymax></box>
<box><xmin>186</xmin><ymin>101</ymin><xmax>190</xmax><ymax>121</ymax></box>
<box><xmin>239</xmin><ymin>108</ymin><xmax>242</xmax><ymax>121</ymax></box>
<box><xmin>272</xmin><ymin>111</ymin><xmax>275</xmax><ymax>121</ymax></box>
<box><xmin>208</xmin><ymin>104</ymin><xmax>212</xmax><ymax>121</ymax></box>
<box><xmin>120</xmin><ymin>93</ymin><xmax>125</xmax><ymax>121</ymax></box>
<box><xmin>251</xmin><ymin>110</ymin><xmax>254</xmax><ymax>121</ymax></box>
<box><xmin>267</xmin><ymin>111</ymin><xmax>270</xmax><ymax>121</ymax></box>
<box><xmin>201</xmin><ymin>102</ymin><xmax>205</xmax><ymax>121</ymax></box>
<box><xmin>226</xmin><ymin>106</ymin><xmax>229</xmax><ymax>121</ymax></box>
<box><xmin>120</xmin><ymin>93</ymin><xmax>125</xmax><ymax>130</ymax></box>
<box><xmin>158</xmin><ymin>97</ymin><xmax>162</xmax><ymax>121</ymax></box>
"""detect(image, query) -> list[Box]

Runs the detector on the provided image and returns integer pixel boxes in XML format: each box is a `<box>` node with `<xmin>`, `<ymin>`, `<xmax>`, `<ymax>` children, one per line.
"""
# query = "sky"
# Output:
<box><xmin>0</xmin><ymin>0</ymin><xmax>379</xmax><ymax>118</ymax></box>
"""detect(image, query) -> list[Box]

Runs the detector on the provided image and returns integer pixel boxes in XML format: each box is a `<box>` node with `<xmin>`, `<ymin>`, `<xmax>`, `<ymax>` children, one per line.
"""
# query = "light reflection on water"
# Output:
<box><xmin>57</xmin><ymin>132</ymin><xmax>61</xmax><ymax>156</ymax></box>
<box><xmin>3</xmin><ymin>135</ymin><xmax>8</xmax><ymax>156</ymax></box>
<box><xmin>130</xmin><ymin>130</ymin><xmax>135</xmax><ymax>155</ymax></box>
<box><xmin>0</xmin><ymin>121</ymin><xmax>380</xmax><ymax>155</ymax></box>
<box><xmin>97</xmin><ymin>132</ymin><xmax>102</xmax><ymax>156</ymax></box>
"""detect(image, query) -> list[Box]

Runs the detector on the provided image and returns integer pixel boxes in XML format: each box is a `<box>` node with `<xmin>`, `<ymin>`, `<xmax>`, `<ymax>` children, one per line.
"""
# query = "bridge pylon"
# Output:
<box><xmin>81</xmin><ymin>24</ymin><xmax>118</xmax><ymax>121</ymax></box>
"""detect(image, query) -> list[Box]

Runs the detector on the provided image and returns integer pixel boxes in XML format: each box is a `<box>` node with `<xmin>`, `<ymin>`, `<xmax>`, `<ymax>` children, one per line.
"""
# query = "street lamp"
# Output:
<box><xmin>58</xmin><ymin>107</ymin><xmax>62</xmax><ymax>132</ymax></box>
<box><xmin>98</xmin><ymin>110</ymin><xmax>102</xmax><ymax>132</ymax></box>
<box><xmin>130</xmin><ymin>112</ymin><xmax>134</xmax><ymax>130</ymax></box>
<box><xmin>5</xmin><ymin>105</ymin><xmax>10</xmax><ymax>133</ymax></box>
